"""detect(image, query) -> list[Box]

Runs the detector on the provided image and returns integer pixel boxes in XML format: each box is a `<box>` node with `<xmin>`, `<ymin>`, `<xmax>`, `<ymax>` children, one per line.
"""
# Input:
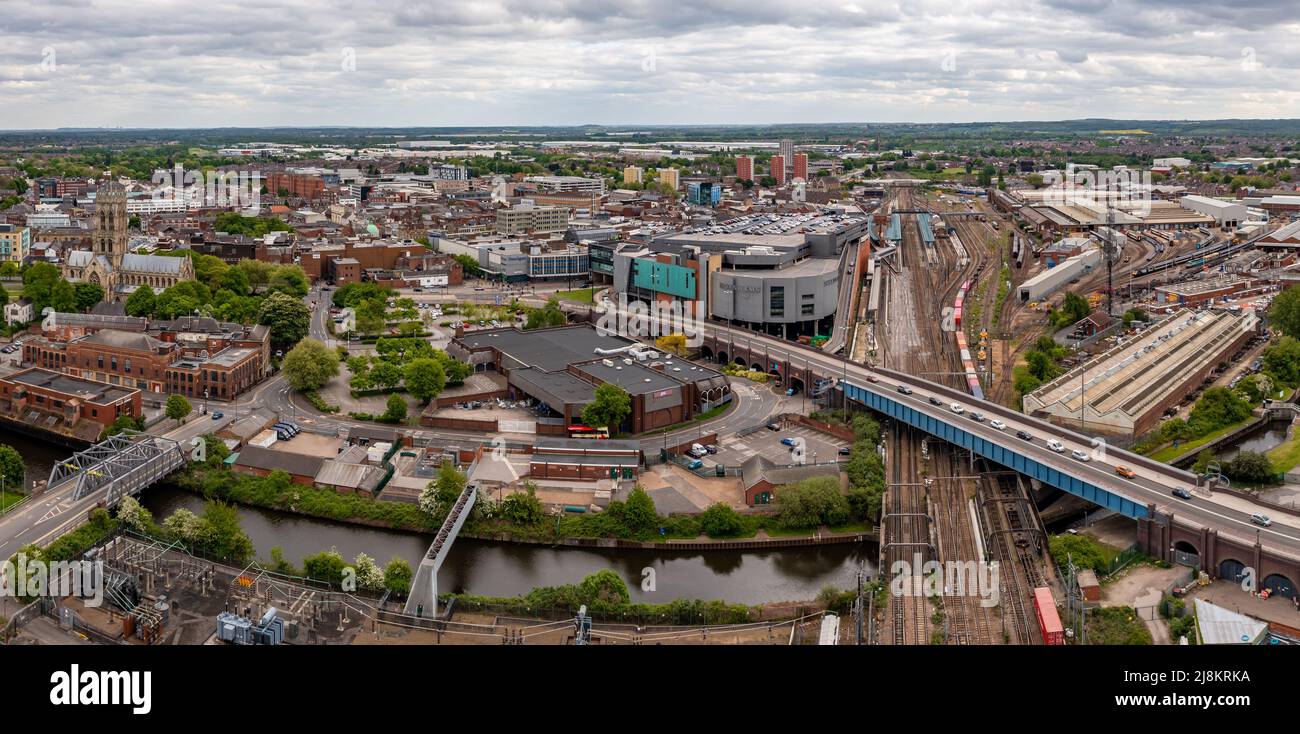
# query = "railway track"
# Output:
<box><xmin>882</xmin><ymin>423</ymin><xmax>932</xmax><ymax>646</ymax></box>
<box><xmin>927</xmin><ymin>442</ymin><xmax>996</xmax><ymax>645</ymax></box>
<box><xmin>978</xmin><ymin>464</ymin><xmax>1047</xmax><ymax>645</ymax></box>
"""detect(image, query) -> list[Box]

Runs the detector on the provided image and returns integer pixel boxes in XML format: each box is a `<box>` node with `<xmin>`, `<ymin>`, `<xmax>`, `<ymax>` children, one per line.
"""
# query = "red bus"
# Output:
<box><xmin>568</xmin><ymin>425</ymin><xmax>610</xmax><ymax>439</ymax></box>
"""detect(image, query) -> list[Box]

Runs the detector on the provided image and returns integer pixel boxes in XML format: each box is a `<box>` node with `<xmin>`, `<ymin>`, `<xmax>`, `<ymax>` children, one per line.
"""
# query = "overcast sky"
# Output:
<box><xmin>2</xmin><ymin>0</ymin><xmax>1298</xmax><ymax>129</ymax></box>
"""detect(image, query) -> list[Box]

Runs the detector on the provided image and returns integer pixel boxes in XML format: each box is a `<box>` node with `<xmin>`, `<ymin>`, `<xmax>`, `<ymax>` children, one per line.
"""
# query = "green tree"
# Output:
<box><xmin>48</xmin><ymin>277</ymin><xmax>76</xmax><ymax>313</ymax></box>
<box><xmin>383</xmin><ymin>557</ymin><xmax>413</xmax><ymax>596</ymax></box>
<box><xmin>419</xmin><ymin>460</ymin><xmax>466</xmax><ymax>516</ymax></box>
<box><xmin>21</xmin><ymin>261</ymin><xmax>62</xmax><ymax>312</ymax></box>
<box><xmin>403</xmin><ymin>358</ymin><xmax>447</xmax><ymax>403</ymax></box>
<box><xmin>369</xmin><ymin>361</ymin><xmax>403</xmax><ymax>390</ymax></box>
<box><xmin>581</xmin><ymin>383</ymin><xmax>631</xmax><ymax>430</ymax></box>
<box><xmin>281</xmin><ymin>338</ymin><xmax>340</xmax><ymax>391</ymax></box>
<box><xmin>577</xmin><ymin>569</ymin><xmax>631</xmax><ymax>605</ymax></box>
<box><xmin>497</xmin><ymin>483</ymin><xmax>545</xmax><ymax>525</ymax></box>
<box><xmin>0</xmin><ymin>444</ymin><xmax>24</xmax><ymax>491</ymax></box>
<box><xmin>1263</xmin><ymin>336</ymin><xmax>1300</xmax><ymax>386</ymax></box>
<box><xmin>1269</xmin><ymin>285</ymin><xmax>1300</xmax><ymax>339</ymax></box>
<box><xmin>257</xmin><ymin>291</ymin><xmax>310</xmax><ymax>352</ymax></box>
<box><xmin>774</xmin><ymin>476</ymin><xmax>850</xmax><ymax>529</ymax></box>
<box><xmin>1225</xmin><ymin>450</ymin><xmax>1277</xmax><ymax>485</ymax></box>
<box><xmin>382</xmin><ymin>393</ymin><xmax>407</xmax><ymax>423</ymax></box>
<box><xmin>125</xmin><ymin>284</ymin><xmax>156</xmax><ymax>317</ymax></box>
<box><xmin>165</xmin><ymin>394</ymin><xmax>192</xmax><ymax>422</ymax></box>
<box><xmin>699</xmin><ymin>502</ymin><xmax>746</xmax><ymax>537</ymax></box>
<box><xmin>621</xmin><ymin>486</ymin><xmax>659</xmax><ymax>534</ymax></box>
<box><xmin>73</xmin><ymin>282</ymin><xmax>104</xmax><ymax>312</ymax></box>
<box><xmin>302</xmin><ymin>547</ymin><xmax>348</xmax><ymax>584</ymax></box>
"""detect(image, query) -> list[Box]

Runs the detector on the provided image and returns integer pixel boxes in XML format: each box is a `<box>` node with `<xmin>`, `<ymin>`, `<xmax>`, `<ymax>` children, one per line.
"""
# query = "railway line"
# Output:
<box><xmin>927</xmin><ymin>441</ymin><xmax>997</xmax><ymax>645</ymax></box>
<box><xmin>977</xmin><ymin>462</ymin><xmax>1052</xmax><ymax>644</ymax></box>
<box><xmin>881</xmin><ymin>423</ymin><xmax>933</xmax><ymax>646</ymax></box>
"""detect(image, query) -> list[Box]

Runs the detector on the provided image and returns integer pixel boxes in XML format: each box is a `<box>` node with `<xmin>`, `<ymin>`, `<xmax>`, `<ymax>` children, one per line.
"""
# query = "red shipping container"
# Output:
<box><xmin>1033</xmin><ymin>587</ymin><xmax>1064</xmax><ymax>645</ymax></box>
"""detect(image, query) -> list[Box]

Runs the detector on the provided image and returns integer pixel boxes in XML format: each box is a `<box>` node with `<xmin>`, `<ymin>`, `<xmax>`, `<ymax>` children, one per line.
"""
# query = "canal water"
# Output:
<box><xmin>1214</xmin><ymin>421</ymin><xmax>1292</xmax><ymax>461</ymax></box>
<box><xmin>140</xmin><ymin>485</ymin><xmax>876</xmax><ymax>605</ymax></box>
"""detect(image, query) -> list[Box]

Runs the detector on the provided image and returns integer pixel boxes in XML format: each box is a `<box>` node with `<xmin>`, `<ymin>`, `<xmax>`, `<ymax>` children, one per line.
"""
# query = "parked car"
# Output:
<box><xmin>1047</xmin><ymin>439</ymin><xmax>1065</xmax><ymax>453</ymax></box>
<box><xmin>689</xmin><ymin>444</ymin><xmax>708</xmax><ymax>458</ymax></box>
<box><xmin>780</xmin><ymin>437</ymin><xmax>798</xmax><ymax>447</ymax></box>
<box><xmin>766</xmin><ymin>422</ymin><xmax>781</xmax><ymax>431</ymax></box>
<box><xmin>1016</xmin><ymin>430</ymin><xmax>1034</xmax><ymax>442</ymax></box>
<box><xmin>989</xmin><ymin>419</ymin><xmax>1006</xmax><ymax>431</ymax></box>
<box><xmin>838</xmin><ymin>447</ymin><xmax>852</xmax><ymax>456</ymax></box>
<box><xmin>1251</xmin><ymin>513</ymin><xmax>1272</xmax><ymax>527</ymax></box>
<box><xmin>1115</xmin><ymin>466</ymin><xmax>1136</xmax><ymax>479</ymax></box>
<box><xmin>704</xmin><ymin>445</ymin><xmax>719</xmax><ymax>455</ymax></box>
<box><xmin>1071</xmin><ymin>449</ymin><xmax>1091</xmax><ymax>462</ymax></box>
<box><xmin>687</xmin><ymin>459</ymin><xmax>704</xmax><ymax>471</ymax></box>
<box><xmin>1172</xmin><ymin>487</ymin><xmax>1193</xmax><ymax>500</ymax></box>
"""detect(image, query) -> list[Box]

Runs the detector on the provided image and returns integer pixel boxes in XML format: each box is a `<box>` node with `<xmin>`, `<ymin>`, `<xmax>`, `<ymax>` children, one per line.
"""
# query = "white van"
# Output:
<box><xmin>1047</xmin><ymin>440</ymin><xmax>1066</xmax><ymax>453</ymax></box>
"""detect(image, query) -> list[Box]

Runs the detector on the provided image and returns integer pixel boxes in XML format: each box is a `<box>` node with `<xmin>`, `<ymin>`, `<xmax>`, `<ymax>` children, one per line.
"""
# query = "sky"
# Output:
<box><xmin>2</xmin><ymin>0</ymin><xmax>1299</xmax><ymax>129</ymax></box>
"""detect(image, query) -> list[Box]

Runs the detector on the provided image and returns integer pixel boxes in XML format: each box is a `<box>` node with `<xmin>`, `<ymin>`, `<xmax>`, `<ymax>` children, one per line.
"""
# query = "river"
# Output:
<box><xmin>1214</xmin><ymin>420</ymin><xmax>1292</xmax><ymax>461</ymax></box>
<box><xmin>140</xmin><ymin>484</ymin><xmax>876</xmax><ymax>605</ymax></box>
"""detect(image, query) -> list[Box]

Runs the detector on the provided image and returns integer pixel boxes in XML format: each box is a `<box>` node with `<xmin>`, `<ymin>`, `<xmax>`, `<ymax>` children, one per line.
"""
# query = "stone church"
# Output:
<box><xmin>63</xmin><ymin>182</ymin><xmax>194</xmax><ymax>301</ymax></box>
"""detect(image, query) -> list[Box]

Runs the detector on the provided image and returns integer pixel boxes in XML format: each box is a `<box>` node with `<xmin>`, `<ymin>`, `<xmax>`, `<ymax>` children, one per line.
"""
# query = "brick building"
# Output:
<box><xmin>0</xmin><ymin>368</ymin><xmax>141</xmax><ymax>441</ymax></box>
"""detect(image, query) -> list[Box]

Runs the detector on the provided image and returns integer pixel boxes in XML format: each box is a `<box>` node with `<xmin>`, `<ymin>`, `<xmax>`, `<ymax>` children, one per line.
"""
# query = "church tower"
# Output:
<box><xmin>93</xmin><ymin>182</ymin><xmax>128</xmax><ymax>267</ymax></box>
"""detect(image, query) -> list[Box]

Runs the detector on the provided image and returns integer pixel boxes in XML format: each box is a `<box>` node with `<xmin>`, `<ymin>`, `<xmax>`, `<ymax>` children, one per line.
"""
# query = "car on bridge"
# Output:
<box><xmin>950</xmin><ymin>403</ymin><xmax>965</xmax><ymax>415</ymax></box>
<box><xmin>1016</xmin><ymin>430</ymin><xmax>1033</xmax><ymax>442</ymax></box>
<box><xmin>1115</xmin><ymin>466</ymin><xmax>1137</xmax><ymax>479</ymax></box>
<box><xmin>865</xmin><ymin>374</ymin><xmax>880</xmax><ymax>383</ymax></box>
<box><xmin>1071</xmin><ymin>449</ymin><xmax>1091</xmax><ymax>462</ymax></box>
<box><xmin>1172</xmin><ymin>487</ymin><xmax>1193</xmax><ymax>501</ymax></box>
<box><xmin>968</xmin><ymin>412</ymin><xmax>984</xmax><ymax>423</ymax></box>
<box><xmin>989</xmin><ymin>419</ymin><xmax>1006</xmax><ymax>431</ymax></box>
<box><xmin>929</xmin><ymin>396</ymin><xmax>944</xmax><ymax>406</ymax></box>
<box><xmin>896</xmin><ymin>384</ymin><xmax>913</xmax><ymax>395</ymax></box>
<box><xmin>1047</xmin><ymin>439</ymin><xmax>1065</xmax><ymax>453</ymax></box>
<box><xmin>1251</xmin><ymin>513</ymin><xmax>1272</xmax><ymax>527</ymax></box>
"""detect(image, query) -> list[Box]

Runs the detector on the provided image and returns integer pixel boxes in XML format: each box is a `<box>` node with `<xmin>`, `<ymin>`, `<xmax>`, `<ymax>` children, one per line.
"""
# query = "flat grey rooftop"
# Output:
<box><xmin>460</xmin><ymin>325</ymin><xmax>635</xmax><ymax>372</ymax></box>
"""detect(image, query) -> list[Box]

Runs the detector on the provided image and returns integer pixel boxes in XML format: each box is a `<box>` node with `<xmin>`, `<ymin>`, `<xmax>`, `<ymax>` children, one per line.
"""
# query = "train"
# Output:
<box><xmin>952</xmin><ymin>280</ymin><xmax>984</xmax><ymax>400</ymax></box>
